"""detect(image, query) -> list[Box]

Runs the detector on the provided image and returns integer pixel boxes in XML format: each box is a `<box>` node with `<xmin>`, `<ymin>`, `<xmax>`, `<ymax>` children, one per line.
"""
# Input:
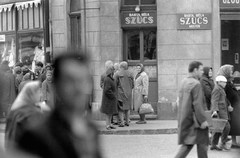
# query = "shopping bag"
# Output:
<box><xmin>139</xmin><ymin>102</ymin><xmax>154</xmax><ymax>115</ymax></box>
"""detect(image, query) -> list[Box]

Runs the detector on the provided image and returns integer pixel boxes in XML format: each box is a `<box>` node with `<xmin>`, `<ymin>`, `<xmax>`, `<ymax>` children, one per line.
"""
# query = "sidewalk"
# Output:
<box><xmin>94</xmin><ymin>120</ymin><xmax>178</xmax><ymax>135</ymax></box>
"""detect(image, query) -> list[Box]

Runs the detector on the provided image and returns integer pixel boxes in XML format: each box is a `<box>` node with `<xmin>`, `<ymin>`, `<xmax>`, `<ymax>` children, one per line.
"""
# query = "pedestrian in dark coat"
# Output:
<box><xmin>175</xmin><ymin>61</ymin><xmax>209</xmax><ymax>158</ymax></box>
<box><xmin>200</xmin><ymin>67</ymin><xmax>214</xmax><ymax>110</ymax></box>
<box><xmin>210</xmin><ymin>75</ymin><xmax>232</xmax><ymax>151</ymax></box>
<box><xmin>217</xmin><ymin>64</ymin><xmax>240</xmax><ymax>147</ymax></box>
<box><xmin>101</xmin><ymin>67</ymin><xmax>118</xmax><ymax>130</ymax></box>
<box><xmin>0</xmin><ymin>61</ymin><xmax>16</xmax><ymax>117</ymax></box>
<box><xmin>115</xmin><ymin>61</ymin><xmax>134</xmax><ymax>127</ymax></box>
<box><xmin>100</xmin><ymin>60</ymin><xmax>113</xmax><ymax>89</ymax></box>
<box><xmin>42</xmin><ymin>70</ymin><xmax>55</xmax><ymax>109</ymax></box>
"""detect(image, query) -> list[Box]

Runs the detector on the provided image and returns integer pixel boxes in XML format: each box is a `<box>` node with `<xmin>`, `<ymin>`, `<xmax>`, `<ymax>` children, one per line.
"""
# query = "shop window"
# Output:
<box><xmin>0</xmin><ymin>34</ymin><xmax>16</xmax><ymax>66</ymax></box>
<box><xmin>123</xmin><ymin>0</ymin><xmax>156</xmax><ymax>5</ymax></box>
<box><xmin>0</xmin><ymin>9</ymin><xmax>15</xmax><ymax>32</ymax></box>
<box><xmin>125</xmin><ymin>29</ymin><xmax>156</xmax><ymax>62</ymax></box>
<box><xmin>18</xmin><ymin>32</ymin><xmax>44</xmax><ymax>69</ymax></box>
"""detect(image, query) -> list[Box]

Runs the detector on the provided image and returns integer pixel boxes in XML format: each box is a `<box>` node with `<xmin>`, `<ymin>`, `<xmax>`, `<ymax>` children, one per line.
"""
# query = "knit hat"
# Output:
<box><xmin>216</xmin><ymin>75</ymin><xmax>227</xmax><ymax>82</ymax></box>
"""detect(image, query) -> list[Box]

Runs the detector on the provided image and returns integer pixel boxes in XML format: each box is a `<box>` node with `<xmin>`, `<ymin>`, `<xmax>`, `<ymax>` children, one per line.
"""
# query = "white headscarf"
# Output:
<box><xmin>11</xmin><ymin>81</ymin><xmax>42</xmax><ymax>111</ymax></box>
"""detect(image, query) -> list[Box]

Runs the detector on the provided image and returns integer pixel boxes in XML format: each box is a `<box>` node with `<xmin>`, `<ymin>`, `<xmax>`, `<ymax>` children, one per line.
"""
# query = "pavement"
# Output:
<box><xmin>94</xmin><ymin>120</ymin><xmax>178</xmax><ymax>135</ymax></box>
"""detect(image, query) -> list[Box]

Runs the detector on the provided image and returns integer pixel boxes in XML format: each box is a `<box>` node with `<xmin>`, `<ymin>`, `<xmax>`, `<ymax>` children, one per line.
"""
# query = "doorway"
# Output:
<box><xmin>123</xmin><ymin>29</ymin><xmax>158</xmax><ymax>112</ymax></box>
<box><xmin>221</xmin><ymin>15</ymin><xmax>240</xmax><ymax>76</ymax></box>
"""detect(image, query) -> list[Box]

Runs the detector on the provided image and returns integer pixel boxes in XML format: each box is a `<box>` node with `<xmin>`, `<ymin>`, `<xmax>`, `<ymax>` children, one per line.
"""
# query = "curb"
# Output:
<box><xmin>98</xmin><ymin>128</ymin><xmax>178</xmax><ymax>135</ymax></box>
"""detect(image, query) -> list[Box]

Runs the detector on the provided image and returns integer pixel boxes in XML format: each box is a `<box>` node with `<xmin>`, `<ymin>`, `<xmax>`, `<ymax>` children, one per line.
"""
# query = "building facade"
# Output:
<box><xmin>1</xmin><ymin>0</ymin><xmax>239</xmax><ymax>116</ymax></box>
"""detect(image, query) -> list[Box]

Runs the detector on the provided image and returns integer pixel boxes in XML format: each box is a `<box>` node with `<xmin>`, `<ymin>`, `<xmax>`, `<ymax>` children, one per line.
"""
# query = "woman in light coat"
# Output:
<box><xmin>133</xmin><ymin>63</ymin><xmax>149</xmax><ymax>124</ymax></box>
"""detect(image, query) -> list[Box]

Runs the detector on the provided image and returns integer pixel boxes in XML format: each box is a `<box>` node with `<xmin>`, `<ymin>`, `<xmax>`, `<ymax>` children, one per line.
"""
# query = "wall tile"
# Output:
<box><xmin>158</xmin><ymin>15</ymin><xmax>177</xmax><ymax>30</ymax></box>
<box><xmin>101</xmin><ymin>32</ymin><xmax>120</xmax><ymax>46</ymax></box>
<box><xmin>100</xmin><ymin>17</ymin><xmax>120</xmax><ymax>32</ymax></box>
<box><xmin>157</xmin><ymin>0</ymin><xmax>177</xmax><ymax>14</ymax></box>
<box><xmin>101</xmin><ymin>47</ymin><xmax>120</xmax><ymax>61</ymax></box>
<box><xmin>100</xmin><ymin>2</ymin><xmax>119</xmax><ymax>17</ymax></box>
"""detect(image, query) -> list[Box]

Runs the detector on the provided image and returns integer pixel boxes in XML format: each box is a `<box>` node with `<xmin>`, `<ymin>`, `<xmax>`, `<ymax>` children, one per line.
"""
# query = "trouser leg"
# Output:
<box><xmin>196</xmin><ymin>144</ymin><xmax>208</xmax><ymax>158</ymax></box>
<box><xmin>118</xmin><ymin>111</ymin><xmax>124</xmax><ymax>124</ymax></box>
<box><xmin>221</xmin><ymin>121</ymin><xmax>230</xmax><ymax>144</ymax></box>
<box><xmin>212</xmin><ymin>132</ymin><xmax>221</xmax><ymax>146</ymax></box>
<box><xmin>174</xmin><ymin>145</ymin><xmax>193</xmax><ymax>158</ymax></box>
<box><xmin>125</xmin><ymin>110</ymin><xmax>130</xmax><ymax>124</ymax></box>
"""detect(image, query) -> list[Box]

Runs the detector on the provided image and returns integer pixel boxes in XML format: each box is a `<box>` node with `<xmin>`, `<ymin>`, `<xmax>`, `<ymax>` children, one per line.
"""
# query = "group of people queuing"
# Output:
<box><xmin>175</xmin><ymin>61</ymin><xmax>240</xmax><ymax>158</ymax></box>
<box><xmin>1</xmin><ymin>50</ymin><xmax>102</xmax><ymax>158</ymax></box>
<box><xmin>100</xmin><ymin>60</ymin><xmax>149</xmax><ymax>130</ymax></box>
<box><xmin>0</xmin><ymin>60</ymin><xmax>55</xmax><ymax>118</ymax></box>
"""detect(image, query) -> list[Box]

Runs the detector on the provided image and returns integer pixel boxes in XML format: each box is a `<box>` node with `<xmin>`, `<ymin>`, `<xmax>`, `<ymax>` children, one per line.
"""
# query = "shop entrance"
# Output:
<box><xmin>221</xmin><ymin>15</ymin><xmax>240</xmax><ymax>74</ymax></box>
<box><xmin>123</xmin><ymin>29</ymin><xmax>158</xmax><ymax>112</ymax></box>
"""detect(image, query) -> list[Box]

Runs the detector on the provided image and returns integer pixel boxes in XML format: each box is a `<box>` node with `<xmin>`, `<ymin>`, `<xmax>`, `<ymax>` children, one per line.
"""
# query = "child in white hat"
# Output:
<box><xmin>210</xmin><ymin>75</ymin><xmax>233</xmax><ymax>151</ymax></box>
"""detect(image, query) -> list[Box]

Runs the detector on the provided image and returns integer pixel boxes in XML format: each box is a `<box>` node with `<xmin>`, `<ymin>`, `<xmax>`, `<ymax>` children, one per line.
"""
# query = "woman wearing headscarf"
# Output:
<box><xmin>5</xmin><ymin>81</ymin><xmax>50</xmax><ymax>151</ymax></box>
<box><xmin>42</xmin><ymin>70</ymin><xmax>56</xmax><ymax>109</ymax></box>
<box><xmin>200</xmin><ymin>67</ymin><xmax>214</xmax><ymax>110</ymax></box>
<box><xmin>101</xmin><ymin>67</ymin><xmax>118</xmax><ymax>130</ymax></box>
<box><xmin>218</xmin><ymin>64</ymin><xmax>240</xmax><ymax>148</ymax></box>
<box><xmin>133</xmin><ymin>63</ymin><xmax>149</xmax><ymax>124</ymax></box>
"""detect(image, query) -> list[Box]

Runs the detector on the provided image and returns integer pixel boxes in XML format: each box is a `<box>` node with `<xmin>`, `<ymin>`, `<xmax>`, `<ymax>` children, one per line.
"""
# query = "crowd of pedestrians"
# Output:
<box><xmin>175</xmin><ymin>61</ymin><xmax>240</xmax><ymax>158</ymax></box>
<box><xmin>100</xmin><ymin>60</ymin><xmax>149</xmax><ymax>130</ymax></box>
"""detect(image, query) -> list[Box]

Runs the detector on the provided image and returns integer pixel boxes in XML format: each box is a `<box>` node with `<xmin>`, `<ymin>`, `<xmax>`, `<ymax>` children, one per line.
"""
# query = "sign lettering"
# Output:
<box><xmin>177</xmin><ymin>13</ymin><xmax>212</xmax><ymax>30</ymax></box>
<box><xmin>220</xmin><ymin>0</ymin><xmax>240</xmax><ymax>8</ymax></box>
<box><xmin>121</xmin><ymin>11</ymin><xmax>157</xmax><ymax>28</ymax></box>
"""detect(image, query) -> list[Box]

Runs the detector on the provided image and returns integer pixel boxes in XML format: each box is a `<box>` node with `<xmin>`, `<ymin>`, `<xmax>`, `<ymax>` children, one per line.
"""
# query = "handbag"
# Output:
<box><xmin>139</xmin><ymin>99</ymin><xmax>154</xmax><ymax>115</ymax></box>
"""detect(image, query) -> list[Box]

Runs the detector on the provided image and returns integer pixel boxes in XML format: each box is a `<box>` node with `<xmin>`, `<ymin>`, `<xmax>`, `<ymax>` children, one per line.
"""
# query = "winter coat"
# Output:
<box><xmin>115</xmin><ymin>69</ymin><xmax>134</xmax><ymax>110</ymax></box>
<box><xmin>133</xmin><ymin>71</ymin><xmax>149</xmax><ymax>112</ymax></box>
<box><xmin>1</xmin><ymin>71</ymin><xmax>16</xmax><ymax>114</ymax></box>
<box><xmin>42</xmin><ymin>80</ymin><xmax>55</xmax><ymax>109</ymax></box>
<box><xmin>100</xmin><ymin>68</ymin><xmax>118</xmax><ymax>115</ymax></box>
<box><xmin>100</xmin><ymin>73</ymin><xmax>106</xmax><ymax>89</ymax></box>
<box><xmin>211</xmin><ymin>84</ymin><xmax>230</xmax><ymax>120</ymax></box>
<box><xmin>225</xmin><ymin>82</ymin><xmax>240</xmax><ymax>135</ymax></box>
<box><xmin>177</xmin><ymin>76</ymin><xmax>209</xmax><ymax>145</ymax></box>
<box><xmin>200</xmin><ymin>67</ymin><xmax>214</xmax><ymax>110</ymax></box>
<box><xmin>17</xmin><ymin>110</ymin><xmax>102</xmax><ymax>158</ymax></box>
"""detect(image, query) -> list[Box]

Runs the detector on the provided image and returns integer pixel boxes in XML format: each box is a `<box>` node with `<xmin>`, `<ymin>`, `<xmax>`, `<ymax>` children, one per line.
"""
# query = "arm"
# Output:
<box><xmin>141</xmin><ymin>74</ymin><xmax>149</xmax><ymax>96</ymax></box>
<box><xmin>211</xmin><ymin>89</ymin><xmax>220</xmax><ymax>112</ymax></box>
<box><xmin>103</xmin><ymin>78</ymin><xmax>115</xmax><ymax>99</ymax></box>
<box><xmin>100</xmin><ymin>75</ymin><xmax>104</xmax><ymax>89</ymax></box>
<box><xmin>192</xmin><ymin>83</ymin><xmax>207</xmax><ymax>124</ymax></box>
<box><xmin>200</xmin><ymin>78</ymin><xmax>212</xmax><ymax>100</ymax></box>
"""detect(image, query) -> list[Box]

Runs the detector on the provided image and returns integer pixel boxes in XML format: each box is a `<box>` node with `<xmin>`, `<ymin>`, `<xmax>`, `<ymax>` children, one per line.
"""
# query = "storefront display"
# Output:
<box><xmin>0</xmin><ymin>0</ymin><xmax>49</xmax><ymax>67</ymax></box>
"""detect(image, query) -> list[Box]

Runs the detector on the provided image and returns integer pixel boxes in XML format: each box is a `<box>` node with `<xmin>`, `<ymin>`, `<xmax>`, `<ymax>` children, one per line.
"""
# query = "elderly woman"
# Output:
<box><xmin>42</xmin><ymin>70</ymin><xmax>55</xmax><ymax>110</ymax></box>
<box><xmin>5</xmin><ymin>81</ymin><xmax>50</xmax><ymax>150</ymax></box>
<box><xmin>218</xmin><ymin>64</ymin><xmax>240</xmax><ymax>148</ymax></box>
<box><xmin>133</xmin><ymin>63</ymin><xmax>149</xmax><ymax>124</ymax></box>
<box><xmin>101</xmin><ymin>67</ymin><xmax>118</xmax><ymax>130</ymax></box>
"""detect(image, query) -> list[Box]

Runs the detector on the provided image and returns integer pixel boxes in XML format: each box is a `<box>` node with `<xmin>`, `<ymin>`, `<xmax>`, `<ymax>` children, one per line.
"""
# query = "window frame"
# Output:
<box><xmin>122</xmin><ymin>0</ymin><xmax>156</xmax><ymax>6</ymax></box>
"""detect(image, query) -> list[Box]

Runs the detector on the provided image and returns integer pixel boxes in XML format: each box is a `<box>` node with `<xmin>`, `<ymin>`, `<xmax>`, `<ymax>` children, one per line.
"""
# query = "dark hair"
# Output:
<box><xmin>15</xmin><ymin>62</ymin><xmax>23</xmax><ymax>67</ymax></box>
<box><xmin>53</xmin><ymin>50</ymin><xmax>89</xmax><ymax>84</ymax></box>
<box><xmin>36</xmin><ymin>61</ymin><xmax>43</xmax><ymax>67</ymax></box>
<box><xmin>188</xmin><ymin>61</ymin><xmax>203</xmax><ymax>73</ymax></box>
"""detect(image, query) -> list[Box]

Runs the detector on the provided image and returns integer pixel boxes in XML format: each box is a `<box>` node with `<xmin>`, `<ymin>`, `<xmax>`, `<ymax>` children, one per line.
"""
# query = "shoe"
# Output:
<box><xmin>136</xmin><ymin>120</ymin><xmax>147</xmax><ymax>124</ymax></box>
<box><xmin>219</xmin><ymin>143</ymin><xmax>230</xmax><ymax>150</ymax></box>
<box><xmin>110</xmin><ymin>126</ymin><xmax>116</xmax><ymax>129</ymax></box>
<box><xmin>119</xmin><ymin>124</ymin><xmax>124</xmax><ymax>127</ymax></box>
<box><xmin>210</xmin><ymin>146</ymin><xmax>222</xmax><ymax>151</ymax></box>
<box><xmin>112</xmin><ymin>122</ymin><xmax>119</xmax><ymax>125</ymax></box>
<box><xmin>226</xmin><ymin>137</ymin><xmax>231</xmax><ymax>142</ymax></box>
<box><xmin>106</xmin><ymin>126</ymin><xmax>111</xmax><ymax>130</ymax></box>
<box><xmin>125</xmin><ymin>122</ymin><xmax>129</xmax><ymax>126</ymax></box>
<box><xmin>231</xmin><ymin>144</ymin><xmax>240</xmax><ymax>148</ymax></box>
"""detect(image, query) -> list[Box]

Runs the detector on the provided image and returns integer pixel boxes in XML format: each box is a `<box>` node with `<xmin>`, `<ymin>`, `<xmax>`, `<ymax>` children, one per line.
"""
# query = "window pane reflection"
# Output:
<box><xmin>127</xmin><ymin>31</ymin><xmax>140</xmax><ymax>61</ymax></box>
<box><xmin>144</xmin><ymin>30</ymin><xmax>156</xmax><ymax>60</ymax></box>
<box><xmin>19</xmin><ymin>32</ymin><xmax>44</xmax><ymax>70</ymax></box>
<box><xmin>0</xmin><ymin>35</ymin><xmax>16</xmax><ymax>67</ymax></box>
<box><xmin>124</xmin><ymin>0</ymin><xmax>139</xmax><ymax>5</ymax></box>
<box><xmin>141</xmin><ymin>0</ymin><xmax>156</xmax><ymax>5</ymax></box>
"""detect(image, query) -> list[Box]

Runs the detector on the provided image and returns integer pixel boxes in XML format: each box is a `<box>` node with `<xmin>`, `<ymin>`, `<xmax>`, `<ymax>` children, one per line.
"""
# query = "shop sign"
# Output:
<box><xmin>121</xmin><ymin>11</ymin><xmax>157</xmax><ymax>28</ymax></box>
<box><xmin>177</xmin><ymin>13</ymin><xmax>212</xmax><ymax>30</ymax></box>
<box><xmin>0</xmin><ymin>35</ymin><xmax>5</xmax><ymax>42</ymax></box>
<box><xmin>220</xmin><ymin>0</ymin><xmax>240</xmax><ymax>8</ymax></box>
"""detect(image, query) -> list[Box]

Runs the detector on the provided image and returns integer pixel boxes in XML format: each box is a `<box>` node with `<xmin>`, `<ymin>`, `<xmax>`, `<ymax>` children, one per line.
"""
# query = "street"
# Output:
<box><xmin>99</xmin><ymin>134</ymin><xmax>240</xmax><ymax>158</ymax></box>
